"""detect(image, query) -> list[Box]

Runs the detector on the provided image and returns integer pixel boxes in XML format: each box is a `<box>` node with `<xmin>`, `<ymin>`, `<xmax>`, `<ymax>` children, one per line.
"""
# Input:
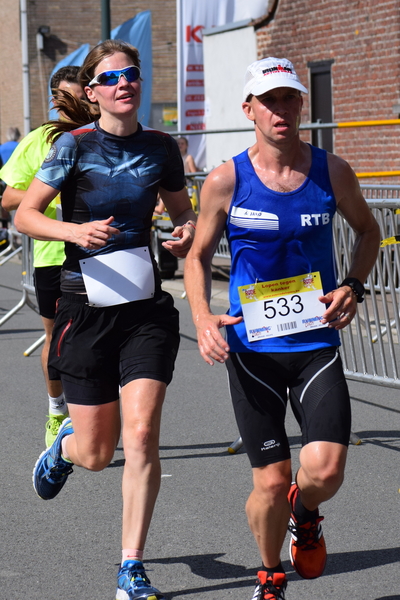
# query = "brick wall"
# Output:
<box><xmin>112</xmin><ymin>2</ymin><xmax>177</xmax><ymax>103</ymax></box>
<box><xmin>0</xmin><ymin>0</ymin><xmax>177</xmax><ymax>137</ymax></box>
<box><xmin>255</xmin><ymin>0</ymin><xmax>400</xmax><ymax>181</ymax></box>
<box><xmin>0</xmin><ymin>0</ymin><xmax>24</xmax><ymax>142</ymax></box>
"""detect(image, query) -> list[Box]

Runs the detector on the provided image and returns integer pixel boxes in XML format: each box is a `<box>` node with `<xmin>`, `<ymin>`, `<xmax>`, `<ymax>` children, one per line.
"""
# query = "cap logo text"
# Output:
<box><xmin>262</xmin><ymin>65</ymin><xmax>293</xmax><ymax>76</ymax></box>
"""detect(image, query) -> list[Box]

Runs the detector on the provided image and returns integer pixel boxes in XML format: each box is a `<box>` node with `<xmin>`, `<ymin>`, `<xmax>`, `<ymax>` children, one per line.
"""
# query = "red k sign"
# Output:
<box><xmin>186</xmin><ymin>25</ymin><xmax>204</xmax><ymax>43</ymax></box>
<box><xmin>178</xmin><ymin>0</ymin><xmax>235</xmax><ymax>168</ymax></box>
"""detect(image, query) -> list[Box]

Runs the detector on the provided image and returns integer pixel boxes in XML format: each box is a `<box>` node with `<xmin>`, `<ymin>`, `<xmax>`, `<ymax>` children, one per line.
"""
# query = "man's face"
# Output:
<box><xmin>242</xmin><ymin>87</ymin><xmax>303</xmax><ymax>141</ymax></box>
<box><xmin>52</xmin><ymin>80</ymin><xmax>85</xmax><ymax>120</ymax></box>
<box><xmin>57</xmin><ymin>80</ymin><xmax>85</xmax><ymax>101</ymax></box>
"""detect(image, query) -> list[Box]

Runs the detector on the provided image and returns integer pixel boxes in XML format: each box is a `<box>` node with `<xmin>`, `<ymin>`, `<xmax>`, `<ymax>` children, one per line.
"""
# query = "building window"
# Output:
<box><xmin>307</xmin><ymin>60</ymin><xmax>334</xmax><ymax>152</ymax></box>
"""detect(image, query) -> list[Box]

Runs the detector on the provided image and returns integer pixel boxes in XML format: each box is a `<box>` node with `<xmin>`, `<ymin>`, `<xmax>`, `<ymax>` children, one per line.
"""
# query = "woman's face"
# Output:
<box><xmin>177</xmin><ymin>138</ymin><xmax>188</xmax><ymax>155</ymax></box>
<box><xmin>85</xmin><ymin>52</ymin><xmax>141</xmax><ymax>120</ymax></box>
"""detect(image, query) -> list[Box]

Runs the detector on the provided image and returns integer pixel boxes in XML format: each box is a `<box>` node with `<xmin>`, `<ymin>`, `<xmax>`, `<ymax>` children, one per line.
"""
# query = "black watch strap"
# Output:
<box><xmin>339</xmin><ymin>277</ymin><xmax>365</xmax><ymax>303</ymax></box>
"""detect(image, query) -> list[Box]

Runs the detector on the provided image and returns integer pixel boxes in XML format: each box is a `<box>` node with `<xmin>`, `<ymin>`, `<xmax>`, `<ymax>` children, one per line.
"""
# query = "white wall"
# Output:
<box><xmin>203</xmin><ymin>25</ymin><xmax>257</xmax><ymax>170</ymax></box>
<box><xmin>234</xmin><ymin>0</ymin><xmax>270</xmax><ymax>21</ymax></box>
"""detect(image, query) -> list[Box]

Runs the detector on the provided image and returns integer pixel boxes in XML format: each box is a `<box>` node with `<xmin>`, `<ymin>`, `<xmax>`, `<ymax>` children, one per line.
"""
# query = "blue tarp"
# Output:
<box><xmin>48</xmin><ymin>44</ymin><xmax>90</xmax><ymax>121</ymax></box>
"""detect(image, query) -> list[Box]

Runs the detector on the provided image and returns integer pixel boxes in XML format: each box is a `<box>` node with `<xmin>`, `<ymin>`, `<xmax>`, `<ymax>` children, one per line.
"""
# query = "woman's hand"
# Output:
<box><xmin>68</xmin><ymin>216</ymin><xmax>120</xmax><ymax>249</ymax></box>
<box><xmin>162</xmin><ymin>221</ymin><xmax>196</xmax><ymax>258</ymax></box>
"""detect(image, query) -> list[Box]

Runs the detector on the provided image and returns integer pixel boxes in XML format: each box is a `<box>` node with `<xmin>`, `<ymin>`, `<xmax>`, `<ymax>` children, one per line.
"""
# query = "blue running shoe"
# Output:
<box><xmin>33</xmin><ymin>417</ymin><xmax>74</xmax><ymax>500</ymax></box>
<box><xmin>116</xmin><ymin>560</ymin><xmax>164</xmax><ymax>600</ymax></box>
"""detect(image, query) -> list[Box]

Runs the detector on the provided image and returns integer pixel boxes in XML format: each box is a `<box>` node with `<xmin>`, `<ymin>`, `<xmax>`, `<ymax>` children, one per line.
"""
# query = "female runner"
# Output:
<box><xmin>15</xmin><ymin>40</ymin><xmax>197</xmax><ymax>600</ymax></box>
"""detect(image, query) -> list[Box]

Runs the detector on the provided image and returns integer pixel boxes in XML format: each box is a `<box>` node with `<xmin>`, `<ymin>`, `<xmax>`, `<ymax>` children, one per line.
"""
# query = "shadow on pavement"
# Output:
<box><xmin>145</xmin><ymin>547</ymin><xmax>400</xmax><ymax>598</ymax></box>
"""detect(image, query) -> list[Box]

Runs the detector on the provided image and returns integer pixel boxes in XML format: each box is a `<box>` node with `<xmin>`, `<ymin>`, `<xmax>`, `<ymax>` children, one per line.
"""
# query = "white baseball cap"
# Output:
<box><xmin>243</xmin><ymin>57</ymin><xmax>308</xmax><ymax>102</ymax></box>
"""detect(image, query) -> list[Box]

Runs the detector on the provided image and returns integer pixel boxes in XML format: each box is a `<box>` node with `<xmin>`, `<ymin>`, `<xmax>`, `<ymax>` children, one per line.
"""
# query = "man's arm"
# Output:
<box><xmin>320</xmin><ymin>154</ymin><xmax>381</xmax><ymax>329</ymax></box>
<box><xmin>0</xmin><ymin>127</ymin><xmax>48</xmax><ymax>211</ymax></box>
<box><xmin>184</xmin><ymin>160</ymin><xmax>242</xmax><ymax>365</ymax></box>
<box><xmin>1</xmin><ymin>186</ymin><xmax>25</xmax><ymax>212</ymax></box>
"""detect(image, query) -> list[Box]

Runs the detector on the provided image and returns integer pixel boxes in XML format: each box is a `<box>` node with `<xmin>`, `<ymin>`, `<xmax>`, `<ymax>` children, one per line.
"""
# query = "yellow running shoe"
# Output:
<box><xmin>45</xmin><ymin>413</ymin><xmax>69</xmax><ymax>449</ymax></box>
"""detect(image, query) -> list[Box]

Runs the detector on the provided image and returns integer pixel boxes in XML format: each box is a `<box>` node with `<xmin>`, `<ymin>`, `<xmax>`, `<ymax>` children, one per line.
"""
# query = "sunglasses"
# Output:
<box><xmin>88</xmin><ymin>65</ymin><xmax>141</xmax><ymax>87</ymax></box>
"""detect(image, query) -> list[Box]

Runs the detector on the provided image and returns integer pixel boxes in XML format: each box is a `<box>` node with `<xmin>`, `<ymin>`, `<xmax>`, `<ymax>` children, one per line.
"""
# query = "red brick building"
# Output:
<box><xmin>256</xmin><ymin>0</ymin><xmax>400</xmax><ymax>180</ymax></box>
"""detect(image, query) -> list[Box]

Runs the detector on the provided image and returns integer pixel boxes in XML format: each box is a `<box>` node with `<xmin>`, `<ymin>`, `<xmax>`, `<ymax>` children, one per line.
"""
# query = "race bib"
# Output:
<box><xmin>238</xmin><ymin>272</ymin><xmax>328</xmax><ymax>342</ymax></box>
<box><xmin>80</xmin><ymin>247</ymin><xmax>155</xmax><ymax>307</ymax></box>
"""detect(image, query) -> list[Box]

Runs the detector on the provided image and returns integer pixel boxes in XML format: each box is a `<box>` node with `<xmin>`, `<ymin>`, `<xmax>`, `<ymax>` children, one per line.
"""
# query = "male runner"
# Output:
<box><xmin>184</xmin><ymin>57</ymin><xmax>380</xmax><ymax>599</ymax></box>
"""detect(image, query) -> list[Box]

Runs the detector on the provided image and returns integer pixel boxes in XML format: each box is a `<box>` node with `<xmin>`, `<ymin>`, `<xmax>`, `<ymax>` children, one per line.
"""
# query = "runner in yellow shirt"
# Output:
<box><xmin>0</xmin><ymin>66</ymin><xmax>85</xmax><ymax>447</ymax></box>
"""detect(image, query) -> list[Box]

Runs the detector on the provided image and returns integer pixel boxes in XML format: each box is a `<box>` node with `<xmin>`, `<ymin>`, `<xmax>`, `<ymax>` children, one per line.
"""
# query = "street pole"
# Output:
<box><xmin>101</xmin><ymin>0</ymin><xmax>111</xmax><ymax>41</ymax></box>
<box><xmin>20</xmin><ymin>0</ymin><xmax>31</xmax><ymax>135</ymax></box>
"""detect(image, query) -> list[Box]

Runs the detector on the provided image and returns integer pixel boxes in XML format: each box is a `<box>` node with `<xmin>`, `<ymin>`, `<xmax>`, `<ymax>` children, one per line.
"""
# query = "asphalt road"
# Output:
<box><xmin>0</xmin><ymin>256</ymin><xmax>399</xmax><ymax>600</ymax></box>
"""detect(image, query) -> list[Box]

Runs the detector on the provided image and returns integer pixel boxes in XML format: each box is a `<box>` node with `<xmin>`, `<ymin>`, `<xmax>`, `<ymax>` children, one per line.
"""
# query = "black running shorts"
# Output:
<box><xmin>33</xmin><ymin>266</ymin><xmax>62</xmax><ymax>319</ymax></box>
<box><xmin>48</xmin><ymin>291</ymin><xmax>180</xmax><ymax>405</ymax></box>
<box><xmin>226</xmin><ymin>347</ymin><xmax>351</xmax><ymax>468</ymax></box>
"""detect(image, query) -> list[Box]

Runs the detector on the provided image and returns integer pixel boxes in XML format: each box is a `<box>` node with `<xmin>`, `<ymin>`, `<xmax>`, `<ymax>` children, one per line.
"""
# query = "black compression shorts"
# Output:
<box><xmin>48</xmin><ymin>291</ymin><xmax>180</xmax><ymax>405</ymax></box>
<box><xmin>226</xmin><ymin>347</ymin><xmax>351</xmax><ymax>468</ymax></box>
<box><xmin>33</xmin><ymin>266</ymin><xmax>62</xmax><ymax>319</ymax></box>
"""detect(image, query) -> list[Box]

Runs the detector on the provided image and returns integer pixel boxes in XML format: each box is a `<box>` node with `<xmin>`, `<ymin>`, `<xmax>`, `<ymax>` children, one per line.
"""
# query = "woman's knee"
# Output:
<box><xmin>123</xmin><ymin>420</ymin><xmax>160</xmax><ymax>458</ymax></box>
<box><xmin>67</xmin><ymin>399</ymin><xmax>121</xmax><ymax>470</ymax></box>
<box><xmin>120</xmin><ymin>380</ymin><xmax>165</xmax><ymax>462</ymax></box>
<box><xmin>72</xmin><ymin>437</ymin><xmax>117</xmax><ymax>471</ymax></box>
<box><xmin>81</xmin><ymin>451</ymin><xmax>114</xmax><ymax>471</ymax></box>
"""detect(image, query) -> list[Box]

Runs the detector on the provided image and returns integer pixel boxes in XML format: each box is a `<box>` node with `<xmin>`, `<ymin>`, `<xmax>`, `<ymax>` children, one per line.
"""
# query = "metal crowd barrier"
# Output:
<box><xmin>0</xmin><ymin>233</ymin><xmax>45</xmax><ymax>355</ymax></box>
<box><xmin>336</xmin><ymin>187</ymin><xmax>400</xmax><ymax>388</ymax></box>
<box><xmin>188</xmin><ymin>174</ymin><xmax>230</xmax><ymax>259</ymax></box>
<box><xmin>0</xmin><ymin>211</ymin><xmax>23</xmax><ymax>265</ymax></box>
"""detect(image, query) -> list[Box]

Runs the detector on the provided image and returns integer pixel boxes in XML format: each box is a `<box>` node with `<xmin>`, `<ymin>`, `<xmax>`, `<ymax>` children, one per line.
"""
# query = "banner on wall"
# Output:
<box><xmin>48</xmin><ymin>11</ymin><xmax>152</xmax><ymax>126</ymax></box>
<box><xmin>177</xmin><ymin>0</ymin><xmax>235</xmax><ymax>169</ymax></box>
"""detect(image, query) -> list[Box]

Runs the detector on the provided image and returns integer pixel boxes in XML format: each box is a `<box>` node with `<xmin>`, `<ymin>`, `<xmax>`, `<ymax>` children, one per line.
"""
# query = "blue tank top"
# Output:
<box><xmin>226</xmin><ymin>144</ymin><xmax>340</xmax><ymax>352</ymax></box>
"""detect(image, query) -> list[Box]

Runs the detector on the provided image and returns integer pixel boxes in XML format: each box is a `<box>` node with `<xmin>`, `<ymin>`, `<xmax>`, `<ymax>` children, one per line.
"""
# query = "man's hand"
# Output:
<box><xmin>194</xmin><ymin>313</ymin><xmax>243</xmax><ymax>366</ymax></box>
<box><xmin>319</xmin><ymin>286</ymin><xmax>357</xmax><ymax>330</ymax></box>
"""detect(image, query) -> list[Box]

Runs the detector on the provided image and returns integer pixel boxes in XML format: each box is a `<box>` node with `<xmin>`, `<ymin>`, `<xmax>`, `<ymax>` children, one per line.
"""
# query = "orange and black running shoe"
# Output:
<box><xmin>288</xmin><ymin>482</ymin><xmax>327</xmax><ymax>579</ymax></box>
<box><xmin>251</xmin><ymin>571</ymin><xmax>287</xmax><ymax>600</ymax></box>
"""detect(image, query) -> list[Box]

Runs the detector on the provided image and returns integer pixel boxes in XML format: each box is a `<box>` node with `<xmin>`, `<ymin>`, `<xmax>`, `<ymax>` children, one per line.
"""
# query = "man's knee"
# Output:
<box><xmin>252</xmin><ymin>460</ymin><xmax>292</xmax><ymax>500</ymax></box>
<box><xmin>299</xmin><ymin>441</ymin><xmax>347</xmax><ymax>492</ymax></box>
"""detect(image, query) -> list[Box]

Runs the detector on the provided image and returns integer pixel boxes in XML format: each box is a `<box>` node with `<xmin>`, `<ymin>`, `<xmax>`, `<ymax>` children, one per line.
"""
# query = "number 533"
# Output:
<box><xmin>264</xmin><ymin>295</ymin><xmax>304</xmax><ymax>319</ymax></box>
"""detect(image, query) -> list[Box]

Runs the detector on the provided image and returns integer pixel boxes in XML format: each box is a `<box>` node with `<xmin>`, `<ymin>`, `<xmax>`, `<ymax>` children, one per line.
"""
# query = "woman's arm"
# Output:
<box><xmin>15</xmin><ymin>178</ymin><xmax>120</xmax><ymax>248</ymax></box>
<box><xmin>157</xmin><ymin>186</ymin><xmax>197</xmax><ymax>257</ymax></box>
<box><xmin>185</xmin><ymin>154</ymin><xmax>198</xmax><ymax>173</ymax></box>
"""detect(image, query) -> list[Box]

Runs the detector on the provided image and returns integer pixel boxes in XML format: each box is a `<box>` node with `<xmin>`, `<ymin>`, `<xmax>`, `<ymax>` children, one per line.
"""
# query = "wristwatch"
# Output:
<box><xmin>339</xmin><ymin>277</ymin><xmax>365</xmax><ymax>303</ymax></box>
